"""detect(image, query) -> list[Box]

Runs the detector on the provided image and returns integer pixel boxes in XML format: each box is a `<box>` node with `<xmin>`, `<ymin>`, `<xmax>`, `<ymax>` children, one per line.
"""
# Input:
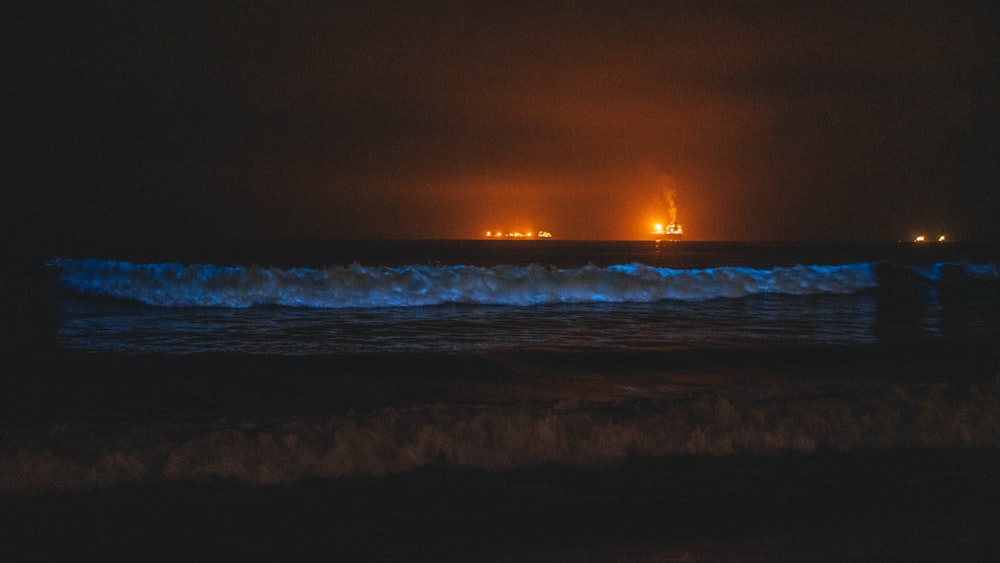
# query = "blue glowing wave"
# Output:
<box><xmin>47</xmin><ymin>258</ymin><xmax>898</xmax><ymax>308</ymax></box>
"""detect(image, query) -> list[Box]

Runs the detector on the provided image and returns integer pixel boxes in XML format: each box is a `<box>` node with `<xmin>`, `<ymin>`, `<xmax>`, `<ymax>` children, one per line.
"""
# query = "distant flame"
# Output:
<box><xmin>652</xmin><ymin>176</ymin><xmax>683</xmax><ymax>239</ymax></box>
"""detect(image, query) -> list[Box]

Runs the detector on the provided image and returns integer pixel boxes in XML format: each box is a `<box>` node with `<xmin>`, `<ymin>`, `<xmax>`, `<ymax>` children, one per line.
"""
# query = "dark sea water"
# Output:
<box><xmin>3</xmin><ymin>241</ymin><xmax>1000</xmax><ymax>561</ymax></box>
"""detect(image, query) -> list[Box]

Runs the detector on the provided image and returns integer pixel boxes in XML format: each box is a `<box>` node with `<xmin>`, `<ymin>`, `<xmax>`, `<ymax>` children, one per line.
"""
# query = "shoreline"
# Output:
<box><xmin>3</xmin><ymin>335</ymin><xmax>998</xmax><ymax>559</ymax></box>
<box><xmin>5</xmin><ymin>341</ymin><xmax>999</xmax><ymax>414</ymax></box>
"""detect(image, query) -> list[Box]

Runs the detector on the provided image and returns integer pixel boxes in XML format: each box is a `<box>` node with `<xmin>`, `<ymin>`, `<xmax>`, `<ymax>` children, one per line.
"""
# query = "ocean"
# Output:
<box><xmin>3</xmin><ymin>240</ymin><xmax>1000</xmax><ymax>561</ymax></box>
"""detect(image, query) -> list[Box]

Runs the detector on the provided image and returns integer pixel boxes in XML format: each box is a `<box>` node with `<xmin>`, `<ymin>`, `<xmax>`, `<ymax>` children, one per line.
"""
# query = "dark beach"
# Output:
<box><xmin>5</xmin><ymin>449</ymin><xmax>1000</xmax><ymax>562</ymax></box>
<box><xmin>3</xmin><ymin>340</ymin><xmax>999</xmax><ymax>561</ymax></box>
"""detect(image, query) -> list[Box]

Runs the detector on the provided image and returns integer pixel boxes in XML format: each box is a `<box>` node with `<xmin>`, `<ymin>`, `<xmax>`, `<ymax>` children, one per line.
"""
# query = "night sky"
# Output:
<box><xmin>7</xmin><ymin>1</ymin><xmax>1000</xmax><ymax>250</ymax></box>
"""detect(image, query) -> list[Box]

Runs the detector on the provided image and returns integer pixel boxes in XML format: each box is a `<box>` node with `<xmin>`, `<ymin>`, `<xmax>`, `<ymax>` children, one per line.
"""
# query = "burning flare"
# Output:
<box><xmin>651</xmin><ymin>176</ymin><xmax>683</xmax><ymax>240</ymax></box>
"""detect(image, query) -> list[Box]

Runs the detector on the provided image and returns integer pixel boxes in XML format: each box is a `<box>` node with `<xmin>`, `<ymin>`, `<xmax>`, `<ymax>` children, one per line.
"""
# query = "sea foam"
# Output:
<box><xmin>3</xmin><ymin>379</ymin><xmax>998</xmax><ymax>492</ymax></box>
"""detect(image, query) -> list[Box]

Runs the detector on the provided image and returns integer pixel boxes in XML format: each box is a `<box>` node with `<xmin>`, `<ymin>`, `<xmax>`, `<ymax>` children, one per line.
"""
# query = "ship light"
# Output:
<box><xmin>652</xmin><ymin>223</ymin><xmax>682</xmax><ymax>235</ymax></box>
<box><xmin>486</xmin><ymin>229</ymin><xmax>552</xmax><ymax>239</ymax></box>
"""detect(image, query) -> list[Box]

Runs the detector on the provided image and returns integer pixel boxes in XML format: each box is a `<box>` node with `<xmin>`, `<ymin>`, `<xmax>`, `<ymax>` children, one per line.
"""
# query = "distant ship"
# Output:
<box><xmin>484</xmin><ymin>230</ymin><xmax>553</xmax><ymax>239</ymax></box>
<box><xmin>652</xmin><ymin>222</ymin><xmax>683</xmax><ymax>241</ymax></box>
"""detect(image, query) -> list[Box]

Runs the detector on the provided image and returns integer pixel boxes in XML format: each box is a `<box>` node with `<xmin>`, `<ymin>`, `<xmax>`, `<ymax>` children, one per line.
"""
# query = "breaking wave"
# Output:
<box><xmin>3</xmin><ymin>380</ymin><xmax>998</xmax><ymax>492</ymax></box>
<box><xmin>48</xmin><ymin>259</ymin><xmax>897</xmax><ymax>308</ymax></box>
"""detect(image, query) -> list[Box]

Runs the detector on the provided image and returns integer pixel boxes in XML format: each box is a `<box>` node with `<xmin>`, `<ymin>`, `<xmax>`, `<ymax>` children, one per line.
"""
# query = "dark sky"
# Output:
<box><xmin>7</xmin><ymin>1</ymin><xmax>1000</xmax><ymax>248</ymax></box>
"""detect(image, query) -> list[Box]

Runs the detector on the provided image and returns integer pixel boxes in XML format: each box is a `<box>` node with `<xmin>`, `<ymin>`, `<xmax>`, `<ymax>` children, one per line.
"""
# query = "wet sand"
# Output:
<box><xmin>3</xmin><ymin>449</ymin><xmax>999</xmax><ymax>561</ymax></box>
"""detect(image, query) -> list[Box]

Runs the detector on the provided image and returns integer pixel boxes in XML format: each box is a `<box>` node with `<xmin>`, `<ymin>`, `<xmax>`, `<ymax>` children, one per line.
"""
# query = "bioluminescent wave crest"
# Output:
<box><xmin>48</xmin><ymin>259</ymin><xmax>890</xmax><ymax>308</ymax></box>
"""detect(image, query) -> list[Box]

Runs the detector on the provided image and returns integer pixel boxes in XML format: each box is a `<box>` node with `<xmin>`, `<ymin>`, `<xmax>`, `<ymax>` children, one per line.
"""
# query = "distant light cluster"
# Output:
<box><xmin>484</xmin><ymin>230</ymin><xmax>552</xmax><ymax>239</ymax></box>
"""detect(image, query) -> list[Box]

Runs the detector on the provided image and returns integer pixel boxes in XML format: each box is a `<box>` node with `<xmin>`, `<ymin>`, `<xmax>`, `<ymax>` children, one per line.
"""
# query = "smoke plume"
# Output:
<box><xmin>657</xmin><ymin>175</ymin><xmax>680</xmax><ymax>225</ymax></box>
